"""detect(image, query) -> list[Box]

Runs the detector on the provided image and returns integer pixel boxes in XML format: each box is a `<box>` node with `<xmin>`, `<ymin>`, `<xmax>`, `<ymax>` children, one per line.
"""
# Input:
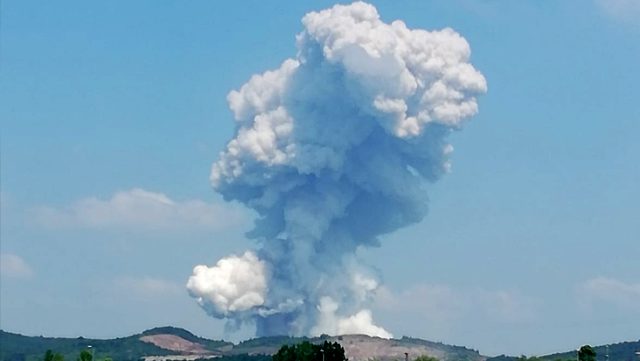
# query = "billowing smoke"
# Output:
<box><xmin>187</xmin><ymin>1</ymin><xmax>486</xmax><ymax>338</ymax></box>
<box><xmin>187</xmin><ymin>251</ymin><xmax>268</xmax><ymax>317</ymax></box>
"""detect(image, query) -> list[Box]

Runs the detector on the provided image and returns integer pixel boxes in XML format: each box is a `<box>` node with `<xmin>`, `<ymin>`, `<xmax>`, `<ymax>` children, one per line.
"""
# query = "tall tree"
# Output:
<box><xmin>44</xmin><ymin>350</ymin><xmax>54</xmax><ymax>361</ymax></box>
<box><xmin>43</xmin><ymin>349</ymin><xmax>64</xmax><ymax>361</ymax></box>
<box><xmin>78</xmin><ymin>350</ymin><xmax>93</xmax><ymax>361</ymax></box>
<box><xmin>578</xmin><ymin>345</ymin><xmax>596</xmax><ymax>361</ymax></box>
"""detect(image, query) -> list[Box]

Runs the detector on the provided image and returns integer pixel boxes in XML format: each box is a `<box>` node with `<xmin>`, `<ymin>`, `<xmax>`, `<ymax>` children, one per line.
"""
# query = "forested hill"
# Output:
<box><xmin>0</xmin><ymin>327</ymin><xmax>231</xmax><ymax>361</ymax></box>
<box><xmin>1</xmin><ymin>329</ymin><xmax>167</xmax><ymax>361</ymax></box>
<box><xmin>487</xmin><ymin>340</ymin><xmax>640</xmax><ymax>361</ymax></box>
<box><xmin>1</xmin><ymin>327</ymin><xmax>638</xmax><ymax>361</ymax></box>
<box><xmin>543</xmin><ymin>341</ymin><xmax>640</xmax><ymax>361</ymax></box>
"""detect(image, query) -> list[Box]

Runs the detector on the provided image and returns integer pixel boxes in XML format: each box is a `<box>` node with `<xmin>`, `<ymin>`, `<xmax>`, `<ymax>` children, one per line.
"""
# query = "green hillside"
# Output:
<box><xmin>543</xmin><ymin>341</ymin><xmax>640</xmax><ymax>361</ymax></box>
<box><xmin>487</xmin><ymin>340</ymin><xmax>640</xmax><ymax>361</ymax></box>
<box><xmin>0</xmin><ymin>330</ymin><xmax>170</xmax><ymax>361</ymax></box>
<box><xmin>0</xmin><ymin>327</ymin><xmax>231</xmax><ymax>361</ymax></box>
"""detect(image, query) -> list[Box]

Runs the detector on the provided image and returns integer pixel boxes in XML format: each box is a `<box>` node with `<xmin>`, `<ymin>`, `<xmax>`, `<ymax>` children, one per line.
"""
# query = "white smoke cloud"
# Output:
<box><xmin>312</xmin><ymin>297</ymin><xmax>393</xmax><ymax>338</ymax></box>
<box><xmin>190</xmin><ymin>1</ymin><xmax>486</xmax><ymax>337</ymax></box>
<box><xmin>187</xmin><ymin>251</ymin><xmax>268</xmax><ymax>317</ymax></box>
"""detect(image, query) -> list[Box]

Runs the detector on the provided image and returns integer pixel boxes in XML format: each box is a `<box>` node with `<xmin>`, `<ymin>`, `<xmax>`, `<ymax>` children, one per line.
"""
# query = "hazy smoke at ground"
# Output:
<box><xmin>187</xmin><ymin>1</ymin><xmax>486</xmax><ymax>338</ymax></box>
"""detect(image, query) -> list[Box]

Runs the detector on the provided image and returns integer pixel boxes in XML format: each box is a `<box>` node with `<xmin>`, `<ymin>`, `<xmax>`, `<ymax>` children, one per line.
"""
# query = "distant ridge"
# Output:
<box><xmin>543</xmin><ymin>340</ymin><xmax>640</xmax><ymax>361</ymax></box>
<box><xmin>487</xmin><ymin>340</ymin><xmax>640</xmax><ymax>361</ymax></box>
<box><xmin>0</xmin><ymin>329</ymin><xmax>172</xmax><ymax>361</ymax></box>
<box><xmin>141</xmin><ymin>327</ymin><xmax>200</xmax><ymax>340</ymax></box>
<box><xmin>1</xmin><ymin>327</ymin><xmax>638</xmax><ymax>361</ymax></box>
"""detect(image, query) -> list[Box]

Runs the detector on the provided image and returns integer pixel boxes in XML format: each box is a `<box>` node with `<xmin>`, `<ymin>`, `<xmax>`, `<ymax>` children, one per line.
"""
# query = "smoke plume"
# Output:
<box><xmin>187</xmin><ymin>1</ymin><xmax>486</xmax><ymax>338</ymax></box>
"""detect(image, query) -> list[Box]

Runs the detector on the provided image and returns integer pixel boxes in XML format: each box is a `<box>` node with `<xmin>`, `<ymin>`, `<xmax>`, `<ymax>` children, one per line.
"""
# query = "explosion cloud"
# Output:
<box><xmin>187</xmin><ymin>1</ymin><xmax>486</xmax><ymax>338</ymax></box>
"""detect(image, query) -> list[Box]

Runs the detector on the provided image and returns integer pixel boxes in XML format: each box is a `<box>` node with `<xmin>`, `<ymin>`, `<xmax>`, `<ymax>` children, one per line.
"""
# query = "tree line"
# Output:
<box><xmin>42</xmin><ymin>349</ymin><xmax>112</xmax><ymax>361</ymax></box>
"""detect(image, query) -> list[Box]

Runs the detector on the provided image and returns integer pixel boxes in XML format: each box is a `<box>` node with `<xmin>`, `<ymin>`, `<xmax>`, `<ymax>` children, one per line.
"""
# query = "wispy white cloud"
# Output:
<box><xmin>596</xmin><ymin>0</ymin><xmax>640</xmax><ymax>21</ymax></box>
<box><xmin>113</xmin><ymin>276</ymin><xmax>182</xmax><ymax>298</ymax></box>
<box><xmin>374</xmin><ymin>283</ymin><xmax>537</xmax><ymax>338</ymax></box>
<box><xmin>375</xmin><ymin>284</ymin><xmax>464</xmax><ymax>325</ymax></box>
<box><xmin>578</xmin><ymin>276</ymin><xmax>640</xmax><ymax>312</ymax></box>
<box><xmin>32</xmin><ymin>188</ymin><xmax>246</xmax><ymax>231</ymax></box>
<box><xmin>0</xmin><ymin>253</ymin><xmax>35</xmax><ymax>279</ymax></box>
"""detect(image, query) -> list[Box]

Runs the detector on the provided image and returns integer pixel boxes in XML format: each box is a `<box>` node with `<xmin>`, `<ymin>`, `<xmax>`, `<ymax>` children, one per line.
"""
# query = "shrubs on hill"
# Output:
<box><xmin>44</xmin><ymin>350</ymin><xmax>64</xmax><ymax>361</ymax></box>
<box><xmin>414</xmin><ymin>356</ymin><xmax>439</xmax><ymax>361</ymax></box>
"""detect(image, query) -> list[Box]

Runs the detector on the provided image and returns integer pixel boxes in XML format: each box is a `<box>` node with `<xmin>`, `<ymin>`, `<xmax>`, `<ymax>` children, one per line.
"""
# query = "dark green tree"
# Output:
<box><xmin>44</xmin><ymin>350</ymin><xmax>55</xmax><ymax>361</ymax></box>
<box><xmin>319</xmin><ymin>341</ymin><xmax>348</xmax><ymax>361</ymax></box>
<box><xmin>43</xmin><ymin>349</ymin><xmax>64</xmax><ymax>361</ymax></box>
<box><xmin>273</xmin><ymin>341</ymin><xmax>347</xmax><ymax>361</ymax></box>
<box><xmin>78</xmin><ymin>350</ymin><xmax>93</xmax><ymax>361</ymax></box>
<box><xmin>578</xmin><ymin>346</ymin><xmax>596</xmax><ymax>361</ymax></box>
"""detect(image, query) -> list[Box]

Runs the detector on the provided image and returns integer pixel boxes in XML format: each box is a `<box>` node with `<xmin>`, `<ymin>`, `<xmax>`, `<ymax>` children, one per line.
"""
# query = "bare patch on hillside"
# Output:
<box><xmin>334</xmin><ymin>335</ymin><xmax>450</xmax><ymax>361</ymax></box>
<box><xmin>140</xmin><ymin>334</ymin><xmax>210</xmax><ymax>354</ymax></box>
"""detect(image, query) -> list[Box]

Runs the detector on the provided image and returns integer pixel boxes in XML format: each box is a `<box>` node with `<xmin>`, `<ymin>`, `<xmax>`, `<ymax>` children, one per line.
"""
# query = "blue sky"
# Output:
<box><xmin>1</xmin><ymin>0</ymin><xmax>639</xmax><ymax>356</ymax></box>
